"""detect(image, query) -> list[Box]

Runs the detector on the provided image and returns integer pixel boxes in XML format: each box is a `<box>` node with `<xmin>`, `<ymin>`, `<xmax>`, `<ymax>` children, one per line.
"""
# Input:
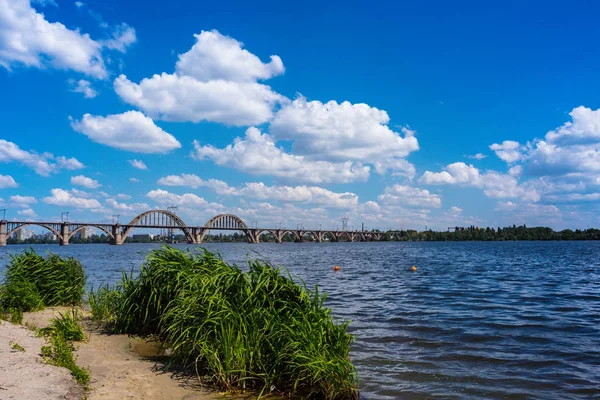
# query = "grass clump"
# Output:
<box><xmin>88</xmin><ymin>283</ymin><xmax>122</xmax><ymax>324</ymax></box>
<box><xmin>40</xmin><ymin>311</ymin><xmax>89</xmax><ymax>386</ymax></box>
<box><xmin>9</xmin><ymin>341</ymin><xmax>25</xmax><ymax>352</ymax></box>
<box><xmin>0</xmin><ymin>249</ymin><xmax>86</xmax><ymax>312</ymax></box>
<box><xmin>95</xmin><ymin>246</ymin><xmax>359</xmax><ymax>399</ymax></box>
<box><xmin>39</xmin><ymin>309</ymin><xmax>85</xmax><ymax>342</ymax></box>
<box><xmin>9</xmin><ymin>308</ymin><xmax>23</xmax><ymax>324</ymax></box>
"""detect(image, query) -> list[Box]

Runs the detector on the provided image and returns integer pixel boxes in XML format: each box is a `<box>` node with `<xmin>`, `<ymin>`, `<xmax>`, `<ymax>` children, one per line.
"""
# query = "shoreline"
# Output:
<box><xmin>1</xmin><ymin>307</ymin><xmax>219</xmax><ymax>400</ymax></box>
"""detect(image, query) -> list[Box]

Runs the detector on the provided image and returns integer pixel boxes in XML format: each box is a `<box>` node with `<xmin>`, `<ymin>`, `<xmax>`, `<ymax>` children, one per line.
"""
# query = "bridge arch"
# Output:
<box><xmin>203</xmin><ymin>214</ymin><xmax>248</xmax><ymax>229</ymax></box>
<box><xmin>199</xmin><ymin>214</ymin><xmax>251</xmax><ymax>243</ymax></box>
<box><xmin>122</xmin><ymin>210</ymin><xmax>194</xmax><ymax>243</ymax></box>
<box><xmin>337</xmin><ymin>231</ymin><xmax>353</xmax><ymax>242</ymax></box>
<box><xmin>7</xmin><ymin>223</ymin><xmax>62</xmax><ymax>240</ymax></box>
<box><xmin>322</xmin><ymin>231</ymin><xmax>338</xmax><ymax>242</ymax></box>
<box><xmin>68</xmin><ymin>225</ymin><xmax>114</xmax><ymax>240</ymax></box>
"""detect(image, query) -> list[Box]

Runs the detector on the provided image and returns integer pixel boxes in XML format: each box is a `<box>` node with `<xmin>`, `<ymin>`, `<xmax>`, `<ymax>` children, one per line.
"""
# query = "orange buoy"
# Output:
<box><xmin>411</xmin><ymin>266</ymin><xmax>417</xmax><ymax>272</ymax></box>
<box><xmin>334</xmin><ymin>265</ymin><xmax>340</xmax><ymax>272</ymax></box>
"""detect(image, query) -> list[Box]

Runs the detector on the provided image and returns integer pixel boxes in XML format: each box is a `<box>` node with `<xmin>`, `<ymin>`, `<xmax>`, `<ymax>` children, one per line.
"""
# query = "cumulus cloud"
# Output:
<box><xmin>114</xmin><ymin>73</ymin><xmax>284</xmax><ymax>126</ymax></box>
<box><xmin>420</xmin><ymin>162</ymin><xmax>539</xmax><ymax>202</ymax></box>
<box><xmin>116</xmin><ymin>193</ymin><xmax>132</xmax><ymax>200</ymax></box>
<box><xmin>0</xmin><ymin>174</ymin><xmax>18</xmax><ymax>188</ymax></box>
<box><xmin>105</xmin><ymin>198</ymin><xmax>149</xmax><ymax>213</ymax></box>
<box><xmin>270</xmin><ymin>97</ymin><xmax>419</xmax><ymax>163</ymax></box>
<box><xmin>17</xmin><ymin>208</ymin><xmax>37</xmax><ymax>217</ymax></box>
<box><xmin>103</xmin><ymin>23</ymin><xmax>136</xmax><ymax>53</ymax></box>
<box><xmin>43</xmin><ymin>188</ymin><xmax>102</xmax><ymax>209</ymax></box>
<box><xmin>490</xmin><ymin>140</ymin><xmax>526</xmax><ymax>164</ymax></box>
<box><xmin>378</xmin><ymin>185</ymin><xmax>441</xmax><ymax>208</ymax></box>
<box><xmin>192</xmin><ymin>127</ymin><xmax>370</xmax><ymax>184</ymax></box>
<box><xmin>71</xmin><ymin>175</ymin><xmax>101</xmax><ymax>189</ymax></box>
<box><xmin>157</xmin><ymin>174</ymin><xmax>359</xmax><ymax>208</ymax></box>
<box><xmin>113</xmin><ymin>30</ymin><xmax>286</xmax><ymax>126</ymax></box>
<box><xmin>9</xmin><ymin>195</ymin><xmax>36</xmax><ymax>206</ymax></box>
<box><xmin>129</xmin><ymin>177</ymin><xmax>140</xmax><ymax>183</ymax></box>
<box><xmin>0</xmin><ymin>140</ymin><xmax>84</xmax><ymax>176</ymax></box>
<box><xmin>69</xmin><ymin>79</ymin><xmax>98</xmax><ymax>98</ymax></box>
<box><xmin>128</xmin><ymin>159</ymin><xmax>148</xmax><ymax>170</ymax></box>
<box><xmin>175</xmin><ymin>30</ymin><xmax>284</xmax><ymax>82</ymax></box>
<box><xmin>146</xmin><ymin>189</ymin><xmax>223</xmax><ymax>210</ymax></box>
<box><xmin>71</xmin><ymin>111</ymin><xmax>181</xmax><ymax>153</ymax></box>
<box><xmin>0</xmin><ymin>0</ymin><xmax>107</xmax><ymax>78</ymax></box>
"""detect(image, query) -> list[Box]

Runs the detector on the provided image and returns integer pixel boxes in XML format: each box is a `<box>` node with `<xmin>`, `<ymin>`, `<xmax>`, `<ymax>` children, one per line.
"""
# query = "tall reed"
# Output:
<box><xmin>0</xmin><ymin>249</ymin><xmax>86</xmax><ymax>311</ymax></box>
<box><xmin>98</xmin><ymin>246</ymin><xmax>359</xmax><ymax>398</ymax></box>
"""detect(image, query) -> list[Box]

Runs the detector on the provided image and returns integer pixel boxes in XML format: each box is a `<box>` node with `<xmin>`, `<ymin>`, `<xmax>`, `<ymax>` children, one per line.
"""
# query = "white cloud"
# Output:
<box><xmin>0</xmin><ymin>174</ymin><xmax>18</xmax><ymax>188</ymax></box>
<box><xmin>71</xmin><ymin>111</ymin><xmax>181</xmax><ymax>153</ymax></box>
<box><xmin>378</xmin><ymin>185</ymin><xmax>441</xmax><ymax>208</ymax></box>
<box><xmin>17</xmin><ymin>208</ymin><xmax>37</xmax><ymax>217</ymax></box>
<box><xmin>117</xmin><ymin>193</ymin><xmax>132</xmax><ymax>200</ymax></box>
<box><xmin>105</xmin><ymin>198</ymin><xmax>149</xmax><ymax>213</ymax></box>
<box><xmin>128</xmin><ymin>159</ymin><xmax>148</xmax><ymax>170</ymax></box>
<box><xmin>0</xmin><ymin>140</ymin><xmax>84</xmax><ymax>176</ymax></box>
<box><xmin>9</xmin><ymin>195</ymin><xmax>36</xmax><ymax>205</ymax></box>
<box><xmin>448</xmin><ymin>206</ymin><xmax>463</xmax><ymax>215</ymax></box>
<box><xmin>146</xmin><ymin>189</ymin><xmax>219</xmax><ymax>209</ymax></box>
<box><xmin>114</xmin><ymin>73</ymin><xmax>284</xmax><ymax>126</ymax></box>
<box><xmin>175</xmin><ymin>30</ymin><xmax>284</xmax><ymax>82</ymax></box>
<box><xmin>71</xmin><ymin>175</ymin><xmax>101</xmax><ymax>189</ymax></box>
<box><xmin>490</xmin><ymin>140</ymin><xmax>526</xmax><ymax>164</ymax></box>
<box><xmin>157</xmin><ymin>174</ymin><xmax>234</xmax><ymax>193</ymax></box>
<box><xmin>113</xmin><ymin>29</ymin><xmax>286</xmax><ymax>127</ymax></box>
<box><xmin>373</xmin><ymin>158</ymin><xmax>416</xmax><ymax>180</ymax></box>
<box><xmin>129</xmin><ymin>177</ymin><xmax>140</xmax><ymax>183</ymax></box>
<box><xmin>465</xmin><ymin>153</ymin><xmax>486</xmax><ymax>160</ymax></box>
<box><xmin>103</xmin><ymin>23</ymin><xmax>136</xmax><ymax>53</ymax></box>
<box><xmin>0</xmin><ymin>0</ymin><xmax>107</xmax><ymax>78</ymax></box>
<box><xmin>157</xmin><ymin>174</ymin><xmax>358</xmax><ymax>208</ymax></box>
<box><xmin>69</xmin><ymin>79</ymin><xmax>98</xmax><ymax>98</ymax></box>
<box><xmin>235</xmin><ymin>182</ymin><xmax>358</xmax><ymax>209</ymax></box>
<box><xmin>270</xmin><ymin>96</ymin><xmax>419</xmax><ymax>164</ymax></box>
<box><xmin>420</xmin><ymin>162</ymin><xmax>539</xmax><ymax>202</ymax></box>
<box><xmin>74</xmin><ymin>1</ymin><xmax>84</xmax><ymax>8</ymax></box>
<box><xmin>43</xmin><ymin>188</ymin><xmax>102</xmax><ymax>209</ymax></box>
<box><xmin>192</xmin><ymin>127</ymin><xmax>370</xmax><ymax>184</ymax></box>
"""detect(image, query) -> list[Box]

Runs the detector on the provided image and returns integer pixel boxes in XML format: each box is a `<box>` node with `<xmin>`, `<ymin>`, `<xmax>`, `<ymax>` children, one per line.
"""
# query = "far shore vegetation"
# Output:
<box><xmin>6</xmin><ymin>225</ymin><xmax>600</xmax><ymax>245</ymax></box>
<box><xmin>0</xmin><ymin>247</ymin><xmax>359</xmax><ymax>399</ymax></box>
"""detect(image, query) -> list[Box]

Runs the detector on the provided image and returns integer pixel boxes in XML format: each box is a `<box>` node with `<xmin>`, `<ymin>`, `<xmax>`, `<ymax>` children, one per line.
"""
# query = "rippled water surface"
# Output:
<box><xmin>1</xmin><ymin>241</ymin><xmax>599</xmax><ymax>399</ymax></box>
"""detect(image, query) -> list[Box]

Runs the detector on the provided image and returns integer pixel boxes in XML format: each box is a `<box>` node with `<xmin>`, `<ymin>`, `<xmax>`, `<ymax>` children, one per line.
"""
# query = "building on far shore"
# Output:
<box><xmin>132</xmin><ymin>233</ymin><xmax>154</xmax><ymax>241</ymax></box>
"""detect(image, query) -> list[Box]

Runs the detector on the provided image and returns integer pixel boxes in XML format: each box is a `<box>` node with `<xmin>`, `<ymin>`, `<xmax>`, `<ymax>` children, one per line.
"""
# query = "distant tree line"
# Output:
<box><xmin>381</xmin><ymin>225</ymin><xmax>600</xmax><ymax>241</ymax></box>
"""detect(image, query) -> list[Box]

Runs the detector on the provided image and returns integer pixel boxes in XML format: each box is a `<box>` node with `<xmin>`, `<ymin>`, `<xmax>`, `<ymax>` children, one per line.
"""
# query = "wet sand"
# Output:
<box><xmin>0</xmin><ymin>307</ymin><xmax>219</xmax><ymax>400</ymax></box>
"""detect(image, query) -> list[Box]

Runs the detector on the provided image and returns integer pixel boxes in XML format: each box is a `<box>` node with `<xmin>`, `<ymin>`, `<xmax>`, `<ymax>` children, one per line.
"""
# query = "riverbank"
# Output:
<box><xmin>0</xmin><ymin>306</ymin><xmax>218</xmax><ymax>400</ymax></box>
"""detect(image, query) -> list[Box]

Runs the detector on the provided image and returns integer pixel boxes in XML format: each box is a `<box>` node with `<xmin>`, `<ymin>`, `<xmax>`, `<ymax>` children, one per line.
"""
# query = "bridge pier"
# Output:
<box><xmin>246</xmin><ymin>229</ymin><xmax>260</xmax><ymax>244</ymax></box>
<box><xmin>110</xmin><ymin>224</ymin><xmax>123</xmax><ymax>245</ymax></box>
<box><xmin>0</xmin><ymin>220</ymin><xmax>6</xmax><ymax>247</ymax></box>
<box><xmin>59</xmin><ymin>222</ymin><xmax>69</xmax><ymax>246</ymax></box>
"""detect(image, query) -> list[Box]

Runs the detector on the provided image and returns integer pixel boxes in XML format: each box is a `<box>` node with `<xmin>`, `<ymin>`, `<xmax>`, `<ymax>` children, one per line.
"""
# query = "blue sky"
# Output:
<box><xmin>1</xmin><ymin>0</ymin><xmax>600</xmax><ymax>231</ymax></box>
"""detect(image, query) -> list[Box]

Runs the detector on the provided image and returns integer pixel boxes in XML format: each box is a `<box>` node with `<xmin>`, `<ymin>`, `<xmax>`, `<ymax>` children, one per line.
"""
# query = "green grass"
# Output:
<box><xmin>94</xmin><ymin>246</ymin><xmax>359</xmax><ymax>398</ymax></box>
<box><xmin>9</xmin><ymin>308</ymin><xmax>23</xmax><ymax>324</ymax></box>
<box><xmin>0</xmin><ymin>249</ymin><xmax>86</xmax><ymax>312</ymax></box>
<box><xmin>39</xmin><ymin>309</ymin><xmax>85</xmax><ymax>342</ymax></box>
<box><xmin>9</xmin><ymin>341</ymin><xmax>25</xmax><ymax>352</ymax></box>
<box><xmin>40</xmin><ymin>332</ymin><xmax>90</xmax><ymax>386</ymax></box>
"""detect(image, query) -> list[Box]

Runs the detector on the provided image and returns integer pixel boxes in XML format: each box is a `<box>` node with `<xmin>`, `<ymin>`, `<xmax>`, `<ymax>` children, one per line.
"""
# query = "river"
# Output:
<box><xmin>1</xmin><ymin>241</ymin><xmax>599</xmax><ymax>399</ymax></box>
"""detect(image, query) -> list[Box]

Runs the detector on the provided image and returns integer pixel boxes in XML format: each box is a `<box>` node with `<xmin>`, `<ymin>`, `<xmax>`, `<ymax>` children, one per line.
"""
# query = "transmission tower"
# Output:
<box><xmin>341</xmin><ymin>217</ymin><xmax>349</xmax><ymax>231</ymax></box>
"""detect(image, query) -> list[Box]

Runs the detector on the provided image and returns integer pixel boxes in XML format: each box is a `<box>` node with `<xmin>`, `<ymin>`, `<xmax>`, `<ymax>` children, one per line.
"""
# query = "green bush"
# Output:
<box><xmin>95</xmin><ymin>246</ymin><xmax>359</xmax><ymax>398</ymax></box>
<box><xmin>0</xmin><ymin>249</ymin><xmax>86</xmax><ymax>311</ymax></box>
<box><xmin>41</xmin><ymin>332</ymin><xmax>89</xmax><ymax>385</ymax></box>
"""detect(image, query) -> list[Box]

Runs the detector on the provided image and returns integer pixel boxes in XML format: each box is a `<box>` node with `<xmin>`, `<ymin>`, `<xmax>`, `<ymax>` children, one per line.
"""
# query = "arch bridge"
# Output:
<box><xmin>0</xmin><ymin>210</ymin><xmax>383</xmax><ymax>246</ymax></box>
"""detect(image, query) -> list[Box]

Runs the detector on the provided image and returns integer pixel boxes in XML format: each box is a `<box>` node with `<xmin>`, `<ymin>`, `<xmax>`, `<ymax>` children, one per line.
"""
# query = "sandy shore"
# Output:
<box><xmin>0</xmin><ymin>319</ymin><xmax>84</xmax><ymax>400</ymax></box>
<box><xmin>0</xmin><ymin>308</ymin><xmax>218</xmax><ymax>400</ymax></box>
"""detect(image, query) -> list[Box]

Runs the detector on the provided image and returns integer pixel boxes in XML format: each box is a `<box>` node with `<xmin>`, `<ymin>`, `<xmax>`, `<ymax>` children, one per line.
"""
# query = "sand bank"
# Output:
<box><xmin>0</xmin><ymin>308</ymin><xmax>218</xmax><ymax>400</ymax></box>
